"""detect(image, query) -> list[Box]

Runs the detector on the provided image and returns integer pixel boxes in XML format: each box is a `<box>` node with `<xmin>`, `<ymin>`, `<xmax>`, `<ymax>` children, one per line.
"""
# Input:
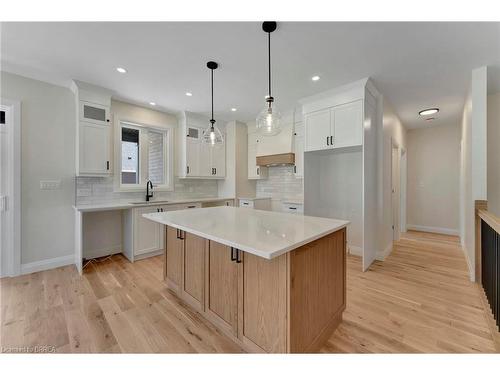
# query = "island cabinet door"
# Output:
<box><xmin>239</xmin><ymin>252</ymin><xmax>288</xmax><ymax>353</ymax></box>
<box><xmin>204</xmin><ymin>241</ymin><xmax>238</xmax><ymax>337</ymax></box>
<box><xmin>165</xmin><ymin>226</ymin><xmax>183</xmax><ymax>294</ymax></box>
<box><xmin>182</xmin><ymin>232</ymin><xmax>206</xmax><ymax>311</ymax></box>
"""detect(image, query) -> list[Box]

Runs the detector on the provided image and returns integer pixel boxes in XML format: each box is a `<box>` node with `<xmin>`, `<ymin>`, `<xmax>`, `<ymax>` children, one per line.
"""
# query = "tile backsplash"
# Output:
<box><xmin>76</xmin><ymin>176</ymin><xmax>219</xmax><ymax>205</ymax></box>
<box><xmin>256</xmin><ymin>166</ymin><xmax>303</xmax><ymax>202</ymax></box>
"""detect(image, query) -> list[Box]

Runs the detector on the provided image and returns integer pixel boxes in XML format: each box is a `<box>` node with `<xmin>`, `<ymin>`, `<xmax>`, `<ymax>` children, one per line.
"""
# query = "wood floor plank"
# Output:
<box><xmin>1</xmin><ymin>230</ymin><xmax>497</xmax><ymax>353</ymax></box>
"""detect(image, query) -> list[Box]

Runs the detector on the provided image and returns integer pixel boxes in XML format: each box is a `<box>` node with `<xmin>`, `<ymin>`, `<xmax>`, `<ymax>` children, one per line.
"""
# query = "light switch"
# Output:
<box><xmin>40</xmin><ymin>180</ymin><xmax>61</xmax><ymax>190</ymax></box>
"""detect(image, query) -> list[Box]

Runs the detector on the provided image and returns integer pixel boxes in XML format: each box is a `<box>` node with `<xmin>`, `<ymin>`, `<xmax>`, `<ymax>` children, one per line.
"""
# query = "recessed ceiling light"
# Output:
<box><xmin>186</xmin><ymin>92</ymin><xmax>193</xmax><ymax>97</ymax></box>
<box><xmin>116</xmin><ymin>67</ymin><xmax>127</xmax><ymax>74</ymax></box>
<box><xmin>419</xmin><ymin>108</ymin><xmax>439</xmax><ymax>116</ymax></box>
<box><xmin>231</xmin><ymin>108</ymin><xmax>237</xmax><ymax>112</ymax></box>
<box><xmin>149</xmin><ymin>102</ymin><xmax>156</xmax><ymax>106</ymax></box>
<box><xmin>312</xmin><ymin>75</ymin><xmax>320</xmax><ymax>81</ymax></box>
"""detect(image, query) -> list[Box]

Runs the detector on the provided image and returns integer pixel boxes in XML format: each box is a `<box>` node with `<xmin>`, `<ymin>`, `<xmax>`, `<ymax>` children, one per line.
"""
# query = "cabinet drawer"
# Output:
<box><xmin>282</xmin><ymin>203</ymin><xmax>304</xmax><ymax>214</ymax></box>
<box><xmin>239</xmin><ymin>200</ymin><xmax>254</xmax><ymax>208</ymax></box>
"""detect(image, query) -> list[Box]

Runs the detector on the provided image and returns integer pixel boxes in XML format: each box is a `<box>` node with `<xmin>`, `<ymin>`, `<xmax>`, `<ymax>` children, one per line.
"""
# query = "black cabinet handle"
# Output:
<box><xmin>187</xmin><ymin>166</ymin><xmax>190</xmax><ymax>174</ymax></box>
<box><xmin>330</xmin><ymin>136</ymin><xmax>333</xmax><ymax>145</ymax></box>
<box><xmin>157</xmin><ymin>208</ymin><xmax>160</xmax><ymax>212</ymax></box>
<box><xmin>289</xmin><ymin>207</ymin><xmax>297</xmax><ymax>210</ymax></box>
<box><xmin>106</xmin><ymin>161</ymin><xmax>110</xmax><ymax>170</ymax></box>
<box><xmin>236</xmin><ymin>249</ymin><xmax>242</xmax><ymax>263</ymax></box>
<box><xmin>257</xmin><ymin>167</ymin><xmax>260</xmax><ymax>175</ymax></box>
<box><xmin>106</xmin><ymin>119</ymin><xmax>110</xmax><ymax>123</ymax></box>
<box><xmin>327</xmin><ymin>136</ymin><xmax>330</xmax><ymax>146</ymax></box>
<box><xmin>187</xmin><ymin>205</ymin><xmax>196</xmax><ymax>208</ymax></box>
<box><xmin>176</xmin><ymin>229</ymin><xmax>184</xmax><ymax>240</ymax></box>
<box><xmin>294</xmin><ymin>165</ymin><xmax>297</xmax><ymax>173</ymax></box>
<box><xmin>214</xmin><ymin>168</ymin><xmax>216</xmax><ymax>175</ymax></box>
<box><xmin>231</xmin><ymin>247</ymin><xmax>237</xmax><ymax>262</ymax></box>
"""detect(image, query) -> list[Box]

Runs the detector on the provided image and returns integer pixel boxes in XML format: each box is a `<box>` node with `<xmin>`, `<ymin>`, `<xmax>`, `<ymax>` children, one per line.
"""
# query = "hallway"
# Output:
<box><xmin>327</xmin><ymin>231</ymin><xmax>498</xmax><ymax>352</ymax></box>
<box><xmin>0</xmin><ymin>231</ymin><xmax>498</xmax><ymax>353</ymax></box>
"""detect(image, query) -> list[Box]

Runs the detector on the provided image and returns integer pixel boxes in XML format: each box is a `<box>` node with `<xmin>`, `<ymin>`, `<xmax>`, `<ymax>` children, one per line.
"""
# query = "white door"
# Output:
<box><xmin>304</xmin><ymin>109</ymin><xmax>331</xmax><ymax>152</ymax></box>
<box><xmin>186</xmin><ymin>138</ymin><xmax>200</xmax><ymax>176</ymax></box>
<box><xmin>79</xmin><ymin>121</ymin><xmax>111</xmax><ymax>174</ymax></box>
<box><xmin>134</xmin><ymin>206</ymin><xmax>162</xmax><ymax>256</ymax></box>
<box><xmin>332</xmin><ymin>100</ymin><xmax>363</xmax><ymax>149</ymax></box>
<box><xmin>198</xmin><ymin>143</ymin><xmax>211</xmax><ymax>177</ymax></box>
<box><xmin>248</xmin><ymin>132</ymin><xmax>258</xmax><ymax>179</ymax></box>
<box><xmin>211</xmin><ymin>143</ymin><xmax>226</xmax><ymax>177</ymax></box>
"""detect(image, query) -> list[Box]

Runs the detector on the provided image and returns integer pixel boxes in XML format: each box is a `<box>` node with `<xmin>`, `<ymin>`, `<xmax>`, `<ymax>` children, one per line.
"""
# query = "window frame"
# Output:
<box><xmin>114</xmin><ymin>119</ymin><xmax>174</xmax><ymax>192</ymax></box>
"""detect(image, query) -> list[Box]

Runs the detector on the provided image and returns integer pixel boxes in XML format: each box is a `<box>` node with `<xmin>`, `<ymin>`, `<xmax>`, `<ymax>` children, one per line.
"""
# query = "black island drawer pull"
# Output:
<box><xmin>236</xmin><ymin>249</ymin><xmax>242</xmax><ymax>263</ymax></box>
<box><xmin>231</xmin><ymin>247</ymin><xmax>237</xmax><ymax>261</ymax></box>
<box><xmin>176</xmin><ymin>229</ymin><xmax>185</xmax><ymax>240</ymax></box>
<box><xmin>289</xmin><ymin>207</ymin><xmax>297</xmax><ymax>210</ymax></box>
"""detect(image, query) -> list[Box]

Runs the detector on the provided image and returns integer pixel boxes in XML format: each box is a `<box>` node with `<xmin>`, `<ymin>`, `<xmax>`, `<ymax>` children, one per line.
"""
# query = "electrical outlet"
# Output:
<box><xmin>40</xmin><ymin>180</ymin><xmax>61</xmax><ymax>190</ymax></box>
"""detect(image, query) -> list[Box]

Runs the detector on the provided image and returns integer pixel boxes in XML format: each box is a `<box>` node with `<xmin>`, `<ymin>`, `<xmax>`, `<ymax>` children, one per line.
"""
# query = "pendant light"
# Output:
<box><xmin>256</xmin><ymin>21</ymin><xmax>281</xmax><ymax>136</ymax></box>
<box><xmin>202</xmin><ymin>61</ymin><xmax>224</xmax><ymax>146</ymax></box>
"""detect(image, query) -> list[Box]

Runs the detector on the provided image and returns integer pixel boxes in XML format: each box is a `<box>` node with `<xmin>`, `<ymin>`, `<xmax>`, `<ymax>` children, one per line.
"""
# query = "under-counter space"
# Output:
<box><xmin>74</xmin><ymin>197</ymin><xmax>235</xmax><ymax>273</ymax></box>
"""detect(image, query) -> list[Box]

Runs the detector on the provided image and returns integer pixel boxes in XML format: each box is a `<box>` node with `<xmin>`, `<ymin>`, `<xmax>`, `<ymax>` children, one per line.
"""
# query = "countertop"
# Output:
<box><xmin>73</xmin><ymin>197</ymin><xmax>235</xmax><ymax>212</ymax></box>
<box><xmin>143</xmin><ymin>206</ymin><xmax>349</xmax><ymax>259</ymax></box>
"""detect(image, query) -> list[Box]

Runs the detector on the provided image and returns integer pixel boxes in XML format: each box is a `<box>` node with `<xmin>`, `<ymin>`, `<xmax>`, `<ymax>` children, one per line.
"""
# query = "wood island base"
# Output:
<box><xmin>163</xmin><ymin>226</ymin><xmax>346</xmax><ymax>353</ymax></box>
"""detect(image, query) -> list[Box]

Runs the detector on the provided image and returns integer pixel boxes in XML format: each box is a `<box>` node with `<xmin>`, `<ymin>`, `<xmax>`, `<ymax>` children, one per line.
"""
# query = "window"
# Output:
<box><xmin>116</xmin><ymin>121</ymin><xmax>173</xmax><ymax>191</ymax></box>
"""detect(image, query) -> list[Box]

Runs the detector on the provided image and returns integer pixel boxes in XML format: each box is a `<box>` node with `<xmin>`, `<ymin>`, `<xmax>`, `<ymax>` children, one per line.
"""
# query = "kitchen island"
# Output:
<box><xmin>144</xmin><ymin>206</ymin><xmax>348</xmax><ymax>353</ymax></box>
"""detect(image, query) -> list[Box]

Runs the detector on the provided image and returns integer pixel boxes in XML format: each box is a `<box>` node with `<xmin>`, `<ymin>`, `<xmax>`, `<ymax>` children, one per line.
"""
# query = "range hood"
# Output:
<box><xmin>254</xmin><ymin>116</ymin><xmax>296</xmax><ymax>166</ymax></box>
<box><xmin>256</xmin><ymin>152</ymin><xmax>295</xmax><ymax>166</ymax></box>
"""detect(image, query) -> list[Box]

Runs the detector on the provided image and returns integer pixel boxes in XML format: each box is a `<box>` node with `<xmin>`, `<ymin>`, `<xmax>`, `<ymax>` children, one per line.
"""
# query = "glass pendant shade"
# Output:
<box><xmin>202</xmin><ymin>61</ymin><xmax>223</xmax><ymax>146</ymax></box>
<box><xmin>256</xmin><ymin>104</ymin><xmax>281</xmax><ymax>136</ymax></box>
<box><xmin>202</xmin><ymin>123</ymin><xmax>224</xmax><ymax>146</ymax></box>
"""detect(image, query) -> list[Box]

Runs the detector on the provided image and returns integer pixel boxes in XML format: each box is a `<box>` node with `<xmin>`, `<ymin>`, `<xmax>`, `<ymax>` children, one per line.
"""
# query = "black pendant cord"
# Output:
<box><xmin>268</xmin><ymin>31</ymin><xmax>271</xmax><ymax>101</ymax></box>
<box><xmin>210</xmin><ymin>67</ymin><xmax>215</xmax><ymax>130</ymax></box>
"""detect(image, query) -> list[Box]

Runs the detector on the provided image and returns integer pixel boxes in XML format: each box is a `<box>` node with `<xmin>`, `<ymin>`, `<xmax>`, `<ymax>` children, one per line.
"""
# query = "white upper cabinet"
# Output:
<box><xmin>178</xmin><ymin>112</ymin><xmax>226</xmax><ymax>179</ymax></box>
<box><xmin>72</xmin><ymin>80</ymin><xmax>113</xmax><ymax>177</ymax></box>
<box><xmin>332</xmin><ymin>101</ymin><xmax>363</xmax><ymax>148</ymax></box>
<box><xmin>293</xmin><ymin>122</ymin><xmax>304</xmax><ymax>178</ymax></box>
<box><xmin>247</xmin><ymin>124</ymin><xmax>268</xmax><ymax>180</ymax></box>
<box><xmin>79</xmin><ymin>122</ymin><xmax>111</xmax><ymax>175</ymax></box>
<box><xmin>304</xmin><ymin>100</ymin><xmax>363</xmax><ymax>152</ymax></box>
<box><xmin>304</xmin><ymin>109</ymin><xmax>331</xmax><ymax>152</ymax></box>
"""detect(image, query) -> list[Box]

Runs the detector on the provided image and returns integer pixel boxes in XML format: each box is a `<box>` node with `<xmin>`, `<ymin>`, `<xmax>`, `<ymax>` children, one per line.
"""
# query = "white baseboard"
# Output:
<box><xmin>376</xmin><ymin>243</ymin><xmax>393</xmax><ymax>261</ymax></box>
<box><xmin>21</xmin><ymin>254</ymin><xmax>75</xmax><ymax>275</ymax></box>
<box><xmin>133</xmin><ymin>249</ymin><xmax>164</xmax><ymax>261</ymax></box>
<box><xmin>462</xmin><ymin>246</ymin><xmax>475</xmax><ymax>282</ymax></box>
<box><xmin>83</xmin><ymin>245</ymin><xmax>122</xmax><ymax>260</ymax></box>
<box><xmin>348</xmin><ymin>245</ymin><xmax>363</xmax><ymax>257</ymax></box>
<box><xmin>406</xmin><ymin>224</ymin><xmax>459</xmax><ymax>236</ymax></box>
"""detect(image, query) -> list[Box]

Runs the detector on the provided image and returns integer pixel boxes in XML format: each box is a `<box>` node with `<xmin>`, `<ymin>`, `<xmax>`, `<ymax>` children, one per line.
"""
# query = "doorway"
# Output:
<box><xmin>0</xmin><ymin>99</ymin><xmax>21</xmax><ymax>277</ymax></box>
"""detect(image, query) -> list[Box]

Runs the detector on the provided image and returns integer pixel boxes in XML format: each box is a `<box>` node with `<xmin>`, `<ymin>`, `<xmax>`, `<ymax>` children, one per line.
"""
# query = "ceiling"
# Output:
<box><xmin>1</xmin><ymin>22</ymin><xmax>499</xmax><ymax>129</ymax></box>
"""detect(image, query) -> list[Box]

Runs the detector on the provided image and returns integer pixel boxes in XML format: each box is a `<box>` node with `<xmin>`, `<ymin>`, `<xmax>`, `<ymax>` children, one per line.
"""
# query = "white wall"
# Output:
<box><xmin>460</xmin><ymin>66</ymin><xmax>488</xmax><ymax>281</ymax></box>
<box><xmin>379</xmin><ymin>99</ymin><xmax>407</xmax><ymax>254</ymax></box>
<box><xmin>1</xmin><ymin>71</ymin><xmax>76</xmax><ymax>266</ymax></box>
<box><xmin>487</xmin><ymin>92</ymin><xmax>500</xmax><ymax>217</ymax></box>
<box><xmin>305</xmin><ymin>149</ymin><xmax>363</xmax><ymax>252</ymax></box>
<box><xmin>407</xmin><ymin>123</ymin><xmax>460</xmax><ymax>234</ymax></box>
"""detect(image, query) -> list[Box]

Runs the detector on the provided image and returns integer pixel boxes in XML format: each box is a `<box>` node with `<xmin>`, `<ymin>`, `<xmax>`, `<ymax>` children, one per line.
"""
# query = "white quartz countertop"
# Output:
<box><xmin>73</xmin><ymin>197</ymin><xmax>235</xmax><ymax>212</ymax></box>
<box><xmin>143</xmin><ymin>206</ymin><xmax>349</xmax><ymax>260</ymax></box>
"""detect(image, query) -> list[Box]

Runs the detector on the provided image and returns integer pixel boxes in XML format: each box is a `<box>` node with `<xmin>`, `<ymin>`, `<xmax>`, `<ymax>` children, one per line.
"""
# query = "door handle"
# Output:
<box><xmin>231</xmin><ymin>247</ymin><xmax>237</xmax><ymax>262</ymax></box>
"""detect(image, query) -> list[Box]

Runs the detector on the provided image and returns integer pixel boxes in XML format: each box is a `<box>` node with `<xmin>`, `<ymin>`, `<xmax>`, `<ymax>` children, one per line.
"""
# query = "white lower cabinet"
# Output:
<box><xmin>124</xmin><ymin>203</ymin><xmax>197</xmax><ymax>261</ymax></box>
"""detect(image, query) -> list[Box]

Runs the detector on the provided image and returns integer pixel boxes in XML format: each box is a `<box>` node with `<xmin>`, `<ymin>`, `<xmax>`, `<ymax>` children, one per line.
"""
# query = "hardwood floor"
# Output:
<box><xmin>1</xmin><ymin>230</ymin><xmax>498</xmax><ymax>353</ymax></box>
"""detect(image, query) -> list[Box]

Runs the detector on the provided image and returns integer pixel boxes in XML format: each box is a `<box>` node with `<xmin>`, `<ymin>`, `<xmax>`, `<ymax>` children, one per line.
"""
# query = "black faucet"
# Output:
<box><xmin>146</xmin><ymin>180</ymin><xmax>154</xmax><ymax>202</ymax></box>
